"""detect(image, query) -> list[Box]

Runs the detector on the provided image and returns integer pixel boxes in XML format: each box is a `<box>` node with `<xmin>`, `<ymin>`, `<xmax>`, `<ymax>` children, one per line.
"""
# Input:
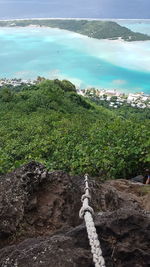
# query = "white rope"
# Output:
<box><xmin>79</xmin><ymin>174</ymin><xmax>106</xmax><ymax>267</ymax></box>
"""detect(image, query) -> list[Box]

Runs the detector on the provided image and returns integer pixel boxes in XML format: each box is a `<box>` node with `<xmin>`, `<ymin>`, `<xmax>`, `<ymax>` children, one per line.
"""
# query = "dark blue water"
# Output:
<box><xmin>0</xmin><ymin>0</ymin><xmax>150</xmax><ymax>19</ymax></box>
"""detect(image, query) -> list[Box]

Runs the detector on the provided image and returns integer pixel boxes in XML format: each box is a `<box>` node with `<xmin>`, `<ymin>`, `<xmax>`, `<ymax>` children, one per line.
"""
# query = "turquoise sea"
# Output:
<box><xmin>0</xmin><ymin>21</ymin><xmax>150</xmax><ymax>94</ymax></box>
<box><xmin>118</xmin><ymin>20</ymin><xmax>150</xmax><ymax>35</ymax></box>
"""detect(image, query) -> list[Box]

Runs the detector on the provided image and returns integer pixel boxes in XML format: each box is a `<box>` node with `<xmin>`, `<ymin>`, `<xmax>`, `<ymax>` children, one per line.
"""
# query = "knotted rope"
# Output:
<box><xmin>79</xmin><ymin>174</ymin><xmax>106</xmax><ymax>267</ymax></box>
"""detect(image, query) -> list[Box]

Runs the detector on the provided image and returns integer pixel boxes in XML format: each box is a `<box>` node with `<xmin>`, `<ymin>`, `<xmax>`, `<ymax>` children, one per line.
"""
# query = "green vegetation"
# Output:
<box><xmin>0</xmin><ymin>79</ymin><xmax>149</xmax><ymax>179</ymax></box>
<box><xmin>86</xmin><ymin>93</ymin><xmax>150</xmax><ymax>120</ymax></box>
<box><xmin>0</xmin><ymin>19</ymin><xmax>150</xmax><ymax>41</ymax></box>
<box><xmin>140</xmin><ymin>186</ymin><xmax>150</xmax><ymax>196</ymax></box>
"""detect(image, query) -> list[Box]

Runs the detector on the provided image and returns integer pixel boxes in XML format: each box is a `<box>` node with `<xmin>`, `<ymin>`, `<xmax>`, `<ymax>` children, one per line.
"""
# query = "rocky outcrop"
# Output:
<box><xmin>0</xmin><ymin>162</ymin><xmax>84</xmax><ymax>245</ymax></box>
<box><xmin>0</xmin><ymin>162</ymin><xmax>150</xmax><ymax>266</ymax></box>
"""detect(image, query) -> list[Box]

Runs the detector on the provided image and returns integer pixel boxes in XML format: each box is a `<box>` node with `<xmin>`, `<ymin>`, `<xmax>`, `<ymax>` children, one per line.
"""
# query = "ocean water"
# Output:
<box><xmin>117</xmin><ymin>20</ymin><xmax>150</xmax><ymax>35</ymax></box>
<box><xmin>0</xmin><ymin>25</ymin><xmax>150</xmax><ymax>94</ymax></box>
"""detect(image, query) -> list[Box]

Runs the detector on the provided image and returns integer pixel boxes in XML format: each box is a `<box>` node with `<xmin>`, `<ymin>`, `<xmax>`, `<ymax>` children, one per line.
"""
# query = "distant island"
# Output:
<box><xmin>0</xmin><ymin>19</ymin><xmax>150</xmax><ymax>41</ymax></box>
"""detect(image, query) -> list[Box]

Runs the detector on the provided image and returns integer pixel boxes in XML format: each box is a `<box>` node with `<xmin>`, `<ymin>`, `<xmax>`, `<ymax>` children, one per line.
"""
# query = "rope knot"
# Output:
<box><xmin>84</xmin><ymin>185</ymin><xmax>91</xmax><ymax>192</ymax></box>
<box><xmin>81</xmin><ymin>193</ymin><xmax>91</xmax><ymax>202</ymax></box>
<box><xmin>79</xmin><ymin>205</ymin><xmax>94</xmax><ymax>219</ymax></box>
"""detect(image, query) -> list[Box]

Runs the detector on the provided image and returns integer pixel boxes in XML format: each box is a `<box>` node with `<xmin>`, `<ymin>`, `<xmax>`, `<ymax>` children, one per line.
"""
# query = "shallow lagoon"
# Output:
<box><xmin>0</xmin><ymin>25</ymin><xmax>150</xmax><ymax>94</ymax></box>
<box><xmin>118</xmin><ymin>20</ymin><xmax>150</xmax><ymax>35</ymax></box>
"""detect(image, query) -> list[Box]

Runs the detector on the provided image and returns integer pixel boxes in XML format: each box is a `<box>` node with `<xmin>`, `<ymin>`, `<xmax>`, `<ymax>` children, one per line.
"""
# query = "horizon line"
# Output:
<box><xmin>0</xmin><ymin>17</ymin><xmax>150</xmax><ymax>22</ymax></box>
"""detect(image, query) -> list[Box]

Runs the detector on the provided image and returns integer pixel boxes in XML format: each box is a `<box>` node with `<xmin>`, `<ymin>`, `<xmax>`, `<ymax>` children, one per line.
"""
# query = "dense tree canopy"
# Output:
<box><xmin>0</xmin><ymin>79</ymin><xmax>149</xmax><ymax>179</ymax></box>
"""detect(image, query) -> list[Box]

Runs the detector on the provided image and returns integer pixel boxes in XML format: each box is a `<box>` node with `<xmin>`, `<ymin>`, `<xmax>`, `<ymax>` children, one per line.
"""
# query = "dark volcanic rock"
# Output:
<box><xmin>0</xmin><ymin>162</ymin><xmax>150</xmax><ymax>266</ymax></box>
<box><xmin>0</xmin><ymin>162</ymin><xmax>84</xmax><ymax>245</ymax></box>
<box><xmin>0</xmin><ymin>209</ymin><xmax>149</xmax><ymax>267</ymax></box>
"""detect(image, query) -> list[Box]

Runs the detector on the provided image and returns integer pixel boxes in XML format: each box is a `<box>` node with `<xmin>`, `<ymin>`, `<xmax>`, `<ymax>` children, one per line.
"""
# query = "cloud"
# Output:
<box><xmin>0</xmin><ymin>0</ymin><xmax>150</xmax><ymax>19</ymax></box>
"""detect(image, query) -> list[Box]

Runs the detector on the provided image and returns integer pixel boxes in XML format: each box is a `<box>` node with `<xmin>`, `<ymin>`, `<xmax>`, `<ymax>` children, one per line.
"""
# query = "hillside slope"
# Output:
<box><xmin>0</xmin><ymin>79</ymin><xmax>149</xmax><ymax>178</ymax></box>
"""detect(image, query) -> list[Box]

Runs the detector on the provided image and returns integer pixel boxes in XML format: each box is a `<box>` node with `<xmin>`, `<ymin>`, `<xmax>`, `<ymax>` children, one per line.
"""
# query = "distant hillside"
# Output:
<box><xmin>0</xmin><ymin>19</ymin><xmax>150</xmax><ymax>41</ymax></box>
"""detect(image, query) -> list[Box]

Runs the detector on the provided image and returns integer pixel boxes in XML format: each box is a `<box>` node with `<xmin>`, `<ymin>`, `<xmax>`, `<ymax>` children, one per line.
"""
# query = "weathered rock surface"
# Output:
<box><xmin>0</xmin><ymin>162</ymin><xmax>150</xmax><ymax>266</ymax></box>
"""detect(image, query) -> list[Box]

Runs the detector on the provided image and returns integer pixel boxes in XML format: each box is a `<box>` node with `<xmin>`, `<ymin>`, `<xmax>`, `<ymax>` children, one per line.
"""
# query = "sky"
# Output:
<box><xmin>0</xmin><ymin>0</ymin><xmax>149</xmax><ymax>19</ymax></box>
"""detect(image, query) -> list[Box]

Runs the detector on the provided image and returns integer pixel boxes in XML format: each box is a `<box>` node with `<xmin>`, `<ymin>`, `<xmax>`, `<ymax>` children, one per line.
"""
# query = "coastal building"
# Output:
<box><xmin>0</xmin><ymin>79</ymin><xmax>149</xmax><ymax>109</ymax></box>
<box><xmin>79</xmin><ymin>87</ymin><xmax>150</xmax><ymax>109</ymax></box>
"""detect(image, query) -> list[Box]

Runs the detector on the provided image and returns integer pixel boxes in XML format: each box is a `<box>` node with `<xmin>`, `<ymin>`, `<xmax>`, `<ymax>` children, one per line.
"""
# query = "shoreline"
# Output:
<box><xmin>2</xmin><ymin>24</ymin><xmax>150</xmax><ymax>51</ymax></box>
<box><xmin>0</xmin><ymin>18</ymin><xmax>150</xmax><ymax>44</ymax></box>
<box><xmin>0</xmin><ymin>77</ymin><xmax>149</xmax><ymax>96</ymax></box>
<box><xmin>0</xmin><ymin>25</ymin><xmax>127</xmax><ymax>44</ymax></box>
<box><xmin>1</xmin><ymin>78</ymin><xmax>150</xmax><ymax>109</ymax></box>
<box><xmin>1</xmin><ymin>24</ymin><xmax>150</xmax><ymax>44</ymax></box>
